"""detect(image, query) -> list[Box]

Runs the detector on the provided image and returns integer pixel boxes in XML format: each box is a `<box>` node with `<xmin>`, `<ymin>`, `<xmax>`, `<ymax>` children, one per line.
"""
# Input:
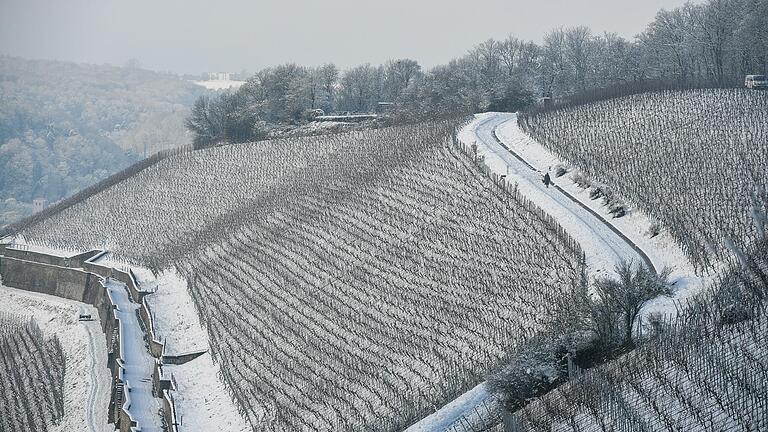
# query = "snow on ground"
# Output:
<box><xmin>0</xmin><ymin>284</ymin><xmax>111</xmax><ymax>432</ymax></box>
<box><xmin>405</xmin><ymin>383</ymin><xmax>500</xmax><ymax>432</ymax></box>
<box><xmin>97</xmin><ymin>257</ymin><xmax>247</xmax><ymax>430</ymax></box>
<box><xmin>191</xmin><ymin>79</ymin><xmax>246</xmax><ymax>90</ymax></box>
<box><xmin>143</xmin><ymin>268</ymin><xmax>208</xmax><ymax>355</ymax></box>
<box><xmin>106</xmin><ymin>279</ymin><xmax>163</xmax><ymax>431</ymax></box>
<box><xmin>462</xmin><ymin>112</ymin><xmax>645</xmax><ymax>278</ymax></box>
<box><xmin>494</xmin><ymin>113</ymin><xmax>704</xmax><ymax>318</ymax></box>
<box><xmin>92</xmin><ymin>252</ymin><xmax>141</xmax><ymax>275</ymax></box>
<box><xmin>163</xmin><ymin>353</ymin><xmax>251</xmax><ymax>432</ymax></box>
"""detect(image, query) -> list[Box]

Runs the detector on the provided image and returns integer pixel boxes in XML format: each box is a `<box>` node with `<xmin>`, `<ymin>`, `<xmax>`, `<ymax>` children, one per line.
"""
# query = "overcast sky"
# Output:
<box><xmin>0</xmin><ymin>0</ymin><xmax>698</xmax><ymax>75</ymax></box>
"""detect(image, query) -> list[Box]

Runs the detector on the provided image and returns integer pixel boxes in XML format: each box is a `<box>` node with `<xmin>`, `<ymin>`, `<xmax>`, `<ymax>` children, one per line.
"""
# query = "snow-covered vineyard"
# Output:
<box><xmin>0</xmin><ymin>313</ymin><xmax>65</xmax><ymax>432</ymax></box>
<box><xmin>0</xmin><ymin>87</ymin><xmax>766</xmax><ymax>432</ymax></box>
<box><xmin>6</xmin><ymin>120</ymin><xmax>588</xmax><ymax>430</ymax></box>
<box><xmin>511</xmin><ymin>237</ymin><xmax>768</xmax><ymax>431</ymax></box>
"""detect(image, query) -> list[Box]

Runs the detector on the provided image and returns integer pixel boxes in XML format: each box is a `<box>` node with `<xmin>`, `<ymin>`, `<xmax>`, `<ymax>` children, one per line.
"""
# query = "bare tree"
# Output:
<box><xmin>592</xmin><ymin>261</ymin><xmax>672</xmax><ymax>345</ymax></box>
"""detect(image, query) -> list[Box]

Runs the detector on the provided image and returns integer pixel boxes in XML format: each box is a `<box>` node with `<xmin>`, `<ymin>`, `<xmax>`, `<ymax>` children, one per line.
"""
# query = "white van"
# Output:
<box><xmin>745</xmin><ymin>75</ymin><xmax>767</xmax><ymax>89</ymax></box>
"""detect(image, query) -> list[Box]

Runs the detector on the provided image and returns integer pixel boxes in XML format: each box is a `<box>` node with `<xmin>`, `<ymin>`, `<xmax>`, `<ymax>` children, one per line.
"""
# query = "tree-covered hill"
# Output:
<box><xmin>0</xmin><ymin>56</ymin><xmax>204</xmax><ymax>227</ymax></box>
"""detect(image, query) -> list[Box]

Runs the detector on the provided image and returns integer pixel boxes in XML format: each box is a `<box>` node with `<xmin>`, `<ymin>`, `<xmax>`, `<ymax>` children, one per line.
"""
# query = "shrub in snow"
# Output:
<box><xmin>487</xmin><ymin>338</ymin><xmax>568</xmax><ymax>411</ymax></box>
<box><xmin>571</xmin><ymin>172</ymin><xmax>591</xmax><ymax>189</ymax></box>
<box><xmin>646</xmin><ymin>222</ymin><xmax>661</xmax><ymax>238</ymax></box>
<box><xmin>588</xmin><ymin>187</ymin><xmax>604</xmax><ymax>200</ymax></box>
<box><xmin>607</xmin><ymin>203</ymin><xmax>626</xmax><ymax>218</ymax></box>
<box><xmin>591</xmin><ymin>260</ymin><xmax>672</xmax><ymax>346</ymax></box>
<box><xmin>506</xmin><ymin>237</ymin><xmax>768</xmax><ymax>432</ymax></box>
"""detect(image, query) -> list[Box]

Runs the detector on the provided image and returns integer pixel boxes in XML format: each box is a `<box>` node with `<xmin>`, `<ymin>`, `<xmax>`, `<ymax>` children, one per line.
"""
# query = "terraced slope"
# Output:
<box><xmin>0</xmin><ymin>313</ymin><xmax>66</xmax><ymax>432</ymax></box>
<box><xmin>17</xmin><ymin>121</ymin><xmax>585</xmax><ymax>431</ymax></box>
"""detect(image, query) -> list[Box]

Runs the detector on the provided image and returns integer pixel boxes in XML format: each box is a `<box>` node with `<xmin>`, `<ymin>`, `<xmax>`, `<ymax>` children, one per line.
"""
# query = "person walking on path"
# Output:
<box><xmin>543</xmin><ymin>171</ymin><xmax>552</xmax><ymax>188</ymax></box>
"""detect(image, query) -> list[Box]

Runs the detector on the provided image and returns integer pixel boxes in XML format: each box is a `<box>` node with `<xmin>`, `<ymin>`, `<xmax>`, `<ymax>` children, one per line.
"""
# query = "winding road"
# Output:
<box><xmin>411</xmin><ymin>112</ymin><xmax>660</xmax><ymax>432</ymax></box>
<box><xmin>473</xmin><ymin>112</ymin><xmax>653</xmax><ymax>276</ymax></box>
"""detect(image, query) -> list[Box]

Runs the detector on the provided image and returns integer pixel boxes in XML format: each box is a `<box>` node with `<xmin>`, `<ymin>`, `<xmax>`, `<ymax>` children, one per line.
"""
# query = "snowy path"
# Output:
<box><xmin>494</xmin><ymin>114</ymin><xmax>702</xmax><ymax>313</ymax></box>
<box><xmin>405</xmin><ymin>383</ymin><xmax>499</xmax><ymax>432</ymax></box>
<box><xmin>107</xmin><ymin>279</ymin><xmax>163</xmax><ymax>431</ymax></box>
<box><xmin>468</xmin><ymin>112</ymin><xmax>649</xmax><ymax>277</ymax></box>
<box><xmin>80</xmin><ymin>308</ymin><xmax>112</xmax><ymax>432</ymax></box>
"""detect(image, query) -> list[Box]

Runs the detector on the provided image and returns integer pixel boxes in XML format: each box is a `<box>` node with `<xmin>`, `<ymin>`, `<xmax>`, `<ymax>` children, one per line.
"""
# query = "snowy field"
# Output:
<box><xmin>0</xmin><ymin>283</ymin><xmax>111</xmax><ymax>432</ymax></box>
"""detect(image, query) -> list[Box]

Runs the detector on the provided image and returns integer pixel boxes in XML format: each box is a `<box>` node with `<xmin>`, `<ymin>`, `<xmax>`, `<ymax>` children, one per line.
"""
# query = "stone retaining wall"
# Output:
<box><xmin>0</xmin><ymin>247</ymin><xmax>182</xmax><ymax>430</ymax></box>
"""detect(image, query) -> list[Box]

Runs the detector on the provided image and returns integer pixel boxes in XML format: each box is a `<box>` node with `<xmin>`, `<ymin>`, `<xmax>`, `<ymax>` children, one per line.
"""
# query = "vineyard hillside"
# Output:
<box><xmin>12</xmin><ymin>121</ymin><xmax>587</xmax><ymax>431</ymax></box>
<box><xmin>507</xmin><ymin>234</ymin><xmax>768</xmax><ymax>431</ymax></box>
<box><xmin>0</xmin><ymin>283</ymin><xmax>111</xmax><ymax>431</ymax></box>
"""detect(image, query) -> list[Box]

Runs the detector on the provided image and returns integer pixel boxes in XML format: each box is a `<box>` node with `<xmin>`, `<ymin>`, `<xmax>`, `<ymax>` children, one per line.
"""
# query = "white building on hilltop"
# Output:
<box><xmin>208</xmin><ymin>72</ymin><xmax>231</xmax><ymax>81</ymax></box>
<box><xmin>192</xmin><ymin>72</ymin><xmax>245</xmax><ymax>90</ymax></box>
<box><xmin>32</xmin><ymin>198</ymin><xmax>48</xmax><ymax>213</ymax></box>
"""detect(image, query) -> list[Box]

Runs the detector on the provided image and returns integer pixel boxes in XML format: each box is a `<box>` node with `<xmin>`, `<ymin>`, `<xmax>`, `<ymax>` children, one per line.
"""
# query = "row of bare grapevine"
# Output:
<box><xmin>519</xmin><ymin>89</ymin><xmax>768</xmax><ymax>272</ymax></box>
<box><xmin>175</xmin><ymin>135</ymin><xmax>584</xmax><ymax>431</ymax></box>
<box><xmin>0</xmin><ymin>313</ymin><xmax>66</xmax><ymax>432</ymax></box>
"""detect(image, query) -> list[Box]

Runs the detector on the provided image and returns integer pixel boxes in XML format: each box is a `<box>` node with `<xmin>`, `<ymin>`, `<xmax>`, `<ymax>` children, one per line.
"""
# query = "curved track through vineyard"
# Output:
<box><xmin>519</xmin><ymin>89</ymin><xmax>768</xmax><ymax>272</ymax></box>
<box><xmin>469</xmin><ymin>113</ymin><xmax>650</xmax><ymax>276</ymax></box>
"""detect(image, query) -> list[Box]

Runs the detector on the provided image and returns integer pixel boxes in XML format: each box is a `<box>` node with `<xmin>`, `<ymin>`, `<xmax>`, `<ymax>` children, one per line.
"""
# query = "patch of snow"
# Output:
<box><xmin>144</xmin><ymin>268</ymin><xmax>208</xmax><ymax>355</ymax></box>
<box><xmin>163</xmin><ymin>353</ymin><xmax>251</xmax><ymax>432</ymax></box>
<box><xmin>90</xmin><ymin>252</ymin><xmax>136</xmax><ymax>273</ymax></box>
<box><xmin>0</xmin><ymin>284</ymin><xmax>111</xmax><ymax>432</ymax></box>
<box><xmin>405</xmin><ymin>383</ymin><xmax>499</xmax><ymax>432</ymax></box>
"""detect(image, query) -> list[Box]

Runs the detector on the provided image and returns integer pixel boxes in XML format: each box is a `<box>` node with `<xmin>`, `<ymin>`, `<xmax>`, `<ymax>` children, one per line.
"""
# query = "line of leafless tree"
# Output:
<box><xmin>187</xmin><ymin>0</ymin><xmax>768</xmax><ymax>147</ymax></box>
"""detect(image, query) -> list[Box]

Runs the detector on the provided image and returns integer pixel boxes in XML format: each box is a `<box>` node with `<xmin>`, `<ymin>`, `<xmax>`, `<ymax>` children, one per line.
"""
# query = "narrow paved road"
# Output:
<box><xmin>107</xmin><ymin>279</ymin><xmax>163</xmax><ymax>431</ymax></box>
<box><xmin>472</xmin><ymin>112</ymin><xmax>653</xmax><ymax>276</ymax></box>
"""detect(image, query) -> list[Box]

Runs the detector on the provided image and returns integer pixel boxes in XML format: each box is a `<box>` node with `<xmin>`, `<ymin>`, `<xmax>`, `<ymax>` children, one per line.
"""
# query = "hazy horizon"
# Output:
<box><xmin>1</xmin><ymin>0</ymin><xmax>701</xmax><ymax>75</ymax></box>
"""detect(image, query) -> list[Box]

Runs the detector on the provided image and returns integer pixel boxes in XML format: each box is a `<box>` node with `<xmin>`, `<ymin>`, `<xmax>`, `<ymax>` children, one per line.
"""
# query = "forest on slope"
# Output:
<box><xmin>0</xmin><ymin>56</ymin><xmax>204</xmax><ymax>227</ymax></box>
